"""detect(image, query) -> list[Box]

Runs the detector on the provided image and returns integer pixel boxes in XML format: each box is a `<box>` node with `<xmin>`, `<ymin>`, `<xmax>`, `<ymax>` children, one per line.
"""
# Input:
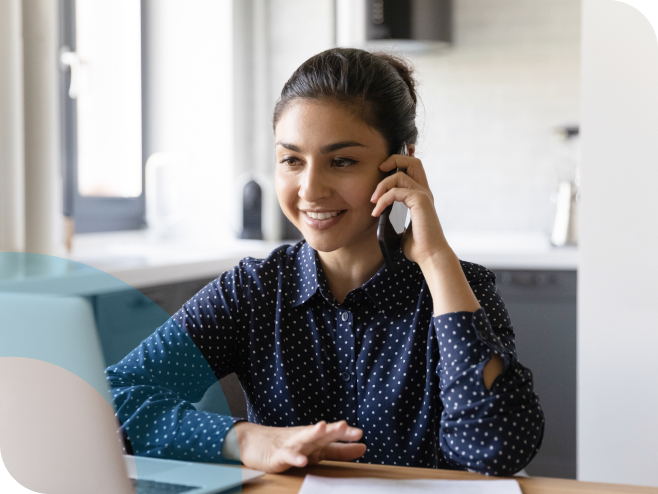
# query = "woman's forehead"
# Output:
<box><xmin>275</xmin><ymin>99</ymin><xmax>385</xmax><ymax>150</ymax></box>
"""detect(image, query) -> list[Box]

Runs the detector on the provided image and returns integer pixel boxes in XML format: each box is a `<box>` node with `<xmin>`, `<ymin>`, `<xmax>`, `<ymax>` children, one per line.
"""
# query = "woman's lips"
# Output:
<box><xmin>301</xmin><ymin>210</ymin><xmax>346</xmax><ymax>230</ymax></box>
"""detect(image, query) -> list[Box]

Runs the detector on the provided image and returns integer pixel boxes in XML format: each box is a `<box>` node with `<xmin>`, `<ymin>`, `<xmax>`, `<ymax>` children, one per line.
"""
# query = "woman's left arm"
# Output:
<box><xmin>371</xmin><ymin>151</ymin><xmax>503</xmax><ymax>384</ymax></box>
<box><xmin>431</xmin><ymin>269</ymin><xmax>545</xmax><ymax>475</ymax></box>
<box><xmin>371</xmin><ymin>152</ymin><xmax>545</xmax><ymax>474</ymax></box>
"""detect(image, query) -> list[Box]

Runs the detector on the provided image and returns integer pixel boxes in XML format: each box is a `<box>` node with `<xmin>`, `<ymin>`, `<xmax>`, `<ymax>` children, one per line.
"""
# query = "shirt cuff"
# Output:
<box><xmin>434</xmin><ymin>308</ymin><xmax>513</xmax><ymax>372</ymax></box>
<box><xmin>221</xmin><ymin>424</ymin><xmax>241</xmax><ymax>461</ymax></box>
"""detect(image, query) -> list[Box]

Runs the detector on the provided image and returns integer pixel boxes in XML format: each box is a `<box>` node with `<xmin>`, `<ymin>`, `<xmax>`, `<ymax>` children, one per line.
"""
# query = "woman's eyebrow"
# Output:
<box><xmin>320</xmin><ymin>141</ymin><xmax>365</xmax><ymax>153</ymax></box>
<box><xmin>275</xmin><ymin>140</ymin><xmax>366</xmax><ymax>153</ymax></box>
<box><xmin>276</xmin><ymin>141</ymin><xmax>302</xmax><ymax>152</ymax></box>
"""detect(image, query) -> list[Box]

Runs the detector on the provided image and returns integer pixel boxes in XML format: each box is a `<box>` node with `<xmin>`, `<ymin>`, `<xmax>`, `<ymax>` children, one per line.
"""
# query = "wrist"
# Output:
<box><xmin>419</xmin><ymin>248</ymin><xmax>481</xmax><ymax>315</ymax></box>
<box><xmin>234</xmin><ymin>421</ymin><xmax>259</xmax><ymax>453</ymax></box>
<box><xmin>417</xmin><ymin>245</ymin><xmax>459</xmax><ymax>277</ymax></box>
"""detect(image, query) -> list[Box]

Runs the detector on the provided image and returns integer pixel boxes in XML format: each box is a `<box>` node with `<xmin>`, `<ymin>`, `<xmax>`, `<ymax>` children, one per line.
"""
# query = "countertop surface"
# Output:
<box><xmin>0</xmin><ymin>230</ymin><xmax>578</xmax><ymax>294</ymax></box>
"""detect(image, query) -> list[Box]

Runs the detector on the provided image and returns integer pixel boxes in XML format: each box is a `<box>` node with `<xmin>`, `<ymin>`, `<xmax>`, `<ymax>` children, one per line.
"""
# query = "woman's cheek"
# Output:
<box><xmin>275</xmin><ymin>174</ymin><xmax>297</xmax><ymax>218</ymax></box>
<box><xmin>347</xmin><ymin>187</ymin><xmax>376</xmax><ymax>216</ymax></box>
<box><xmin>350</xmin><ymin>174</ymin><xmax>380</xmax><ymax>212</ymax></box>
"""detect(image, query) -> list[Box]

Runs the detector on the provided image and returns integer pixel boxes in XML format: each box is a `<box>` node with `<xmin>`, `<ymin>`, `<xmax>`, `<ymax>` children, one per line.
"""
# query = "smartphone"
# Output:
<box><xmin>377</xmin><ymin>143</ymin><xmax>409</xmax><ymax>272</ymax></box>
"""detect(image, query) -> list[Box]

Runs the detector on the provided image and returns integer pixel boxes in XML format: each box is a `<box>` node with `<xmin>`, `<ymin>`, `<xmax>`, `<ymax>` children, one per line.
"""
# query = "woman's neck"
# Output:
<box><xmin>316</xmin><ymin>227</ymin><xmax>384</xmax><ymax>304</ymax></box>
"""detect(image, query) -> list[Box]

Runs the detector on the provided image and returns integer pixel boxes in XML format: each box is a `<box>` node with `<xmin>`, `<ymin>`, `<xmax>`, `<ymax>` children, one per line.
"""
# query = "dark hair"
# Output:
<box><xmin>273</xmin><ymin>48</ymin><xmax>418</xmax><ymax>154</ymax></box>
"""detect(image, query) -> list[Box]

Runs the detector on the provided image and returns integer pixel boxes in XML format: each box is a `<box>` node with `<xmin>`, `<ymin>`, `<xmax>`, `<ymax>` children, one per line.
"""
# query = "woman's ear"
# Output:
<box><xmin>407</xmin><ymin>144</ymin><xmax>416</xmax><ymax>157</ymax></box>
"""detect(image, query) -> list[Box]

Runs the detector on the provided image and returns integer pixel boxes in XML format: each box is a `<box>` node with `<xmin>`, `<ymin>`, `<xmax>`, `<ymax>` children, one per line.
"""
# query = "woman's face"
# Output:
<box><xmin>275</xmin><ymin>99</ymin><xmax>389</xmax><ymax>253</ymax></box>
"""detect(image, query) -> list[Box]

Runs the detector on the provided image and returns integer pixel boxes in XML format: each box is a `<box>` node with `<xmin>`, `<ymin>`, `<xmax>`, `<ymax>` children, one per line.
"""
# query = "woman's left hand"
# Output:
<box><xmin>370</xmin><ymin>152</ymin><xmax>450</xmax><ymax>268</ymax></box>
<box><xmin>372</xmin><ymin>153</ymin><xmax>501</xmax><ymax>382</ymax></box>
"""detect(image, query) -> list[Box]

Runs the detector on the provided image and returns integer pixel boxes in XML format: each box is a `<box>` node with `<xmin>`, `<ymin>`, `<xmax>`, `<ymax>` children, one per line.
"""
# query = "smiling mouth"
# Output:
<box><xmin>303</xmin><ymin>210</ymin><xmax>345</xmax><ymax>220</ymax></box>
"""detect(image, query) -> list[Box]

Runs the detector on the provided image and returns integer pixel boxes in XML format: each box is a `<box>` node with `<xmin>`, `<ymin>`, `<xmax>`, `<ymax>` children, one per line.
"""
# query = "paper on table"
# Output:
<box><xmin>298</xmin><ymin>475</ymin><xmax>522</xmax><ymax>494</ymax></box>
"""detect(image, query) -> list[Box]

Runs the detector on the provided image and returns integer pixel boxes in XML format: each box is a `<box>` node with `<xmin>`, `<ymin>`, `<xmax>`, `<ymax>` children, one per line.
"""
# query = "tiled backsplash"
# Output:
<box><xmin>408</xmin><ymin>0</ymin><xmax>581</xmax><ymax>234</ymax></box>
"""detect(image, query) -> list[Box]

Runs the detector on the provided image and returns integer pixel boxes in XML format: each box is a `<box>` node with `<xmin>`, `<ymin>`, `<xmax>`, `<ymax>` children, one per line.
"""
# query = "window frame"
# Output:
<box><xmin>58</xmin><ymin>0</ymin><xmax>147</xmax><ymax>234</ymax></box>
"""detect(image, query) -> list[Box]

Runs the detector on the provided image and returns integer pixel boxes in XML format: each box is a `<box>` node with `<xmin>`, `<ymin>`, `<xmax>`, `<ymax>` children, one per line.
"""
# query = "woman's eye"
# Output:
<box><xmin>332</xmin><ymin>158</ymin><xmax>357</xmax><ymax>168</ymax></box>
<box><xmin>279</xmin><ymin>157</ymin><xmax>301</xmax><ymax>166</ymax></box>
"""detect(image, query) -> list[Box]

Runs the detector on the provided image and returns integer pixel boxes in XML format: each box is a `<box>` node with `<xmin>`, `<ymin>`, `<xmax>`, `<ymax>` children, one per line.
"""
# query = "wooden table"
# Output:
<box><xmin>241</xmin><ymin>461</ymin><xmax>658</xmax><ymax>494</ymax></box>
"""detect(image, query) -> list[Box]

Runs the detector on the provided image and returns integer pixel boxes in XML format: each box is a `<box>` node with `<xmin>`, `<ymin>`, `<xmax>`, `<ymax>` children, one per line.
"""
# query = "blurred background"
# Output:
<box><xmin>2</xmin><ymin>0</ymin><xmax>583</xmax><ymax>249</ymax></box>
<box><xmin>1</xmin><ymin>0</ymin><xmax>657</xmax><ymax>488</ymax></box>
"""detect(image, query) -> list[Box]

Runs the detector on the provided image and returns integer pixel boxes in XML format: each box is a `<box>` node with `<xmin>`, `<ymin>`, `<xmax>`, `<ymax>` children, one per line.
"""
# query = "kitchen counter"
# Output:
<box><xmin>74</xmin><ymin>230</ymin><xmax>577</xmax><ymax>287</ymax></box>
<box><xmin>69</xmin><ymin>231</ymin><xmax>285</xmax><ymax>290</ymax></box>
<box><xmin>445</xmin><ymin>231</ymin><xmax>578</xmax><ymax>271</ymax></box>
<box><xmin>0</xmin><ymin>230</ymin><xmax>577</xmax><ymax>294</ymax></box>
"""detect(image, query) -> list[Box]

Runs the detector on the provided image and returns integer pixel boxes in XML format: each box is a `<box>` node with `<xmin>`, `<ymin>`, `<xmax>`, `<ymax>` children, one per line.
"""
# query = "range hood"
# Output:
<box><xmin>337</xmin><ymin>0</ymin><xmax>452</xmax><ymax>52</ymax></box>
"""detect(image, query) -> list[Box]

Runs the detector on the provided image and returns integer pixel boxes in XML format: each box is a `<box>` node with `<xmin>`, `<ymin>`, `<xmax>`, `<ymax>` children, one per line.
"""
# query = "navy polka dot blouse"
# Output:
<box><xmin>106</xmin><ymin>241</ymin><xmax>544</xmax><ymax>476</ymax></box>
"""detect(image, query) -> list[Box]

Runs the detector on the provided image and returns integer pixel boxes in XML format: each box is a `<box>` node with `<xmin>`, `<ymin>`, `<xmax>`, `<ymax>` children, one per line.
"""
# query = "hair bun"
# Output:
<box><xmin>372</xmin><ymin>52</ymin><xmax>418</xmax><ymax>105</ymax></box>
<box><xmin>274</xmin><ymin>47</ymin><xmax>419</xmax><ymax>153</ymax></box>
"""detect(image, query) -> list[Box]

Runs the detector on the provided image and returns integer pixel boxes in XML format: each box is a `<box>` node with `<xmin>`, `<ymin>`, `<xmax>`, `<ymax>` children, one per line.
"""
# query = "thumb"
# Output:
<box><xmin>321</xmin><ymin>442</ymin><xmax>367</xmax><ymax>462</ymax></box>
<box><xmin>272</xmin><ymin>449</ymin><xmax>308</xmax><ymax>472</ymax></box>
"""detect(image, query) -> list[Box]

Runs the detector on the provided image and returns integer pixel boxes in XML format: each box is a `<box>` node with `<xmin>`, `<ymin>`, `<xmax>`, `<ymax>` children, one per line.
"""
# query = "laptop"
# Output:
<box><xmin>0</xmin><ymin>292</ymin><xmax>264</xmax><ymax>494</ymax></box>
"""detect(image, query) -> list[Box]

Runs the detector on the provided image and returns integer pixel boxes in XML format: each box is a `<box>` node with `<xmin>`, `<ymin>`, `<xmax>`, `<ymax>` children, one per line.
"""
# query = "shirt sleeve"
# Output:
<box><xmin>432</xmin><ymin>265</ymin><xmax>545</xmax><ymax>476</ymax></box>
<box><xmin>105</xmin><ymin>266</ymin><xmax>248</xmax><ymax>463</ymax></box>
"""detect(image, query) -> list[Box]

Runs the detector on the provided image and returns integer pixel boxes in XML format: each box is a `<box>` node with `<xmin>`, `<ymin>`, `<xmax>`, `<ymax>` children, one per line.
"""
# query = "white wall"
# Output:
<box><xmin>579</xmin><ymin>0</ymin><xmax>658</xmax><ymax>486</ymax></box>
<box><xmin>145</xmin><ymin>0</ymin><xmax>233</xmax><ymax>242</ymax></box>
<box><xmin>406</xmin><ymin>0</ymin><xmax>581</xmax><ymax>234</ymax></box>
<box><xmin>268</xmin><ymin>0</ymin><xmax>335</xmax><ymax>111</ymax></box>
<box><xmin>267</xmin><ymin>0</ymin><xmax>335</xmax><ymax>218</ymax></box>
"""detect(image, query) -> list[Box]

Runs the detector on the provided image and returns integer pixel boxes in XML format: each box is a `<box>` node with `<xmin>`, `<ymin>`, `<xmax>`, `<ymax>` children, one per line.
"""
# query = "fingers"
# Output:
<box><xmin>371</xmin><ymin>170</ymin><xmax>433</xmax><ymax>210</ymax></box>
<box><xmin>379</xmin><ymin>154</ymin><xmax>430</xmax><ymax>189</ymax></box>
<box><xmin>323</xmin><ymin>420</ymin><xmax>362</xmax><ymax>443</ymax></box>
<box><xmin>321</xmin><ymin>442</ymin><xmax>367</xmax><ymax>462</ymax></box>
<box><xmin>288</xmin><ymin>421</ymin><xmax>363</xmax><ymax>460</ymax></box>
<box><xmin>301</xmin><ymin>422</ymin><xmax>366</xmax><ymax>466</ymax></box>
<box><xmin>371</xmin><ymin>170</ymin><xmax>415</xmax><ymax>202</ymax></box>
<box><xmin>292</xmin><ymin>420</ymin><xmax>328</xmax><ymax>445</ymax></box>
<box><xmin>371</xmin><ymin>186</ymin><xmax>432</xmax><ymax>218</ymax></box>
<box><xmin>241</xmin><ymin>421</ymin><xmax>364</xmax><ymax>474</ymax></box>
<box><xmin>293</xmin><ymin>421</ymin><xmax>361</xmax><ymax>450</ymax></box>
<box><xmin>278</xmin><ymin>448</ymin><xmax>309</xmax><ymax>469</ymax></box>
<box><xmin>268</xmin><ymin>421</ymin><xmax>364</xmax><ymax>473</ymax></box>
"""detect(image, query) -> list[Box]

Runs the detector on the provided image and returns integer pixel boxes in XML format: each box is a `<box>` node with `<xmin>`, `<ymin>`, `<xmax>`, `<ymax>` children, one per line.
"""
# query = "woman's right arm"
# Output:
<box><xmin>105</xmin><ymin>268</ymin><xmax>246</xmax><ymax>463</ymax></box>
<box><xmin>106</xmin><ymin>262</ymin><xmax>365</xmax><ymax>471</ymax></box>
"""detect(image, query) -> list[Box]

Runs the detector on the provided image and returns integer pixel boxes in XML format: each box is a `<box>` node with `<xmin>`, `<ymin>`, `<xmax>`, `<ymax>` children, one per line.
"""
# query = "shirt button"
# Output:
<box><xmin>341</xmin><ymin>371</ymin><xmax>351</xmax><ymax>381</ymax></box>
<box><xmin>478</xmin><ymin>327</ymin><xmax>489</xmax><ymax>340</ymax></box>
<box><xmin>341</xmin><ymin>312</ymin><xmax>349</xmax><ymax>322</ymax></box>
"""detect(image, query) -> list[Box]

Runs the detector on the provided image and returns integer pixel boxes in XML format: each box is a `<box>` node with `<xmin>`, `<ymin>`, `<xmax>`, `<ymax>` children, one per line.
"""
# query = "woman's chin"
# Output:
<box><xmin>301</xmin><ymin>228</ymin><xmax>378</xmax><ymax>255</ymax></box>
<box><xmin>301</xmin><ymin>233</ymin><xmax>344</xmax><ymax>253</ymax></box>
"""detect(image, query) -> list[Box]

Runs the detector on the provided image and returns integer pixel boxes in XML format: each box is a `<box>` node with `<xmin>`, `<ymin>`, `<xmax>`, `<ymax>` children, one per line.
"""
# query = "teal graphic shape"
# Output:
<box><xmin>0</xmin><ymin>252</ymin><xmax>241</xmax><ymax>491</ymax></box>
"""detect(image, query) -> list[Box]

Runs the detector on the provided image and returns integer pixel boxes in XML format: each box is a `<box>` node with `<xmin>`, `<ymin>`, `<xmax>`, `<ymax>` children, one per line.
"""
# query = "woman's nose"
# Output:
<box><xmin>299</xmin><ymin>163</ymin><xmax>331</xmax><ymax>202</ymax></box>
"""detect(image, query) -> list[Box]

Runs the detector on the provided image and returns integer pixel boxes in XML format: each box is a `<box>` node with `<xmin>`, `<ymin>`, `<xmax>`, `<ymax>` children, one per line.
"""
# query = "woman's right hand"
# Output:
<box><xmin>233</xmin><ymin>420</ymin><xmax>366</xmax><ymax>473</ymax></box>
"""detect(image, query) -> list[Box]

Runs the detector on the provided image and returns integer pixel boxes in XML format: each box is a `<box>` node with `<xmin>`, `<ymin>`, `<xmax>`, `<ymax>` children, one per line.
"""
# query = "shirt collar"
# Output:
<box><xmin>288</xmin><ymin>242</ymin><xmax>423</xmax><ymax>316</ymax></box>
<box><xmin>287</xmin><ymin>241</ymin><xmax>322</xmax><ymax>307</ymax></box>
<box><xmin>362</xmin><ymin>250</ymin><xmax>424</xmax><ymax>317</ymax></box>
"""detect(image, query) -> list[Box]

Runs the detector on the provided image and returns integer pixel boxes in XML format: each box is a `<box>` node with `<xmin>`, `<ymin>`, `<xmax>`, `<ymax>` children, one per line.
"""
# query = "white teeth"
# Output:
<box><xmin>305</xmin><ymin>211</ymin><xmax>340</xmax><ymax>220</ymax></box>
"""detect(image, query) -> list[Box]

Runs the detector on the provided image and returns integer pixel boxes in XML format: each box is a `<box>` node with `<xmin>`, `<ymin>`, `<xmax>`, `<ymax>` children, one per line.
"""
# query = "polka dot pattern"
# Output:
<box><xmin>105</xmin><ymin>319</ymin><xmax>241</xmax><ymax>462</ymax></box>
<box><xmin>106</xmin><ymin>241</ymin><xmax>544</xmax><ymax>475</ymax></box>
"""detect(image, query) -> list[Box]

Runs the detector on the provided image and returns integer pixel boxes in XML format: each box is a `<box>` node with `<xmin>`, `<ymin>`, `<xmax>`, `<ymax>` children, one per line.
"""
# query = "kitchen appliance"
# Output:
<box><xmin>337</xmin><ymin>0</ymin><xmax>452</xmax><ymax>52</ymax></box>
<box><xmin>145</xmin><ymin>153</ymin><xmax>181</xmax><ymax>239</ymax></box>
<box><xmin>550</xmin><ymin>126</ymin><xmax>579</xmax><ymax>247</ymax></box>
<box><xmin>241</xmin><ymin>179</ymin><xmax>263</xmax><ymax>240</ymax></box>
<box><xmin>233</xmin><ymin>172</ymin><xmax>280</xmax><ymax>241</ymax></box>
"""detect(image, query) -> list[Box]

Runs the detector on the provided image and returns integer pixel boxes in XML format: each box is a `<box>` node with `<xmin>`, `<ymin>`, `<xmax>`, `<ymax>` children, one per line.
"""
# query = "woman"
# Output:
<box><xmin>107</xmin><ymin>48</ymin><xmax>544</xmax><ymax>476</ymax></box>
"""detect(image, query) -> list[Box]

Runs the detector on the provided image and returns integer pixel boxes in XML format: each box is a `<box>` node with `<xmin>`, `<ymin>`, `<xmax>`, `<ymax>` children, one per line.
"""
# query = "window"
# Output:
<box><xmin>59</xmin><ymin>0</ymin><xmax>146</xmax><ymax>233</ymax></box>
